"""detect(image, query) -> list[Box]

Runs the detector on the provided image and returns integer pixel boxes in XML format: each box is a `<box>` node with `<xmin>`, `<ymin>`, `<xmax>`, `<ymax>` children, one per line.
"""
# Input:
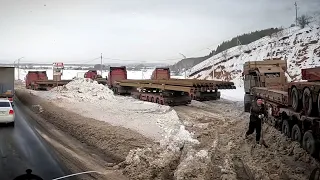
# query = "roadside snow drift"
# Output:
<box><xmin>32</xmin><ymin>78</ymin><xmax>194</xmax><ymax>142</ymax></box>
<box><xmin>28</xmin><ymin>78</ymin><xmax>206</xmax><ymax>179</ymax></box>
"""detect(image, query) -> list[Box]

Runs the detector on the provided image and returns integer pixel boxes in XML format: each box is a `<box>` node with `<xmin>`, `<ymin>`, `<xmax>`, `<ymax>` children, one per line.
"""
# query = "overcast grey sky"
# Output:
<box><xmin>0</xmin><ymin>0</ymin><xmax>319</xmax><ymax>64</ymax></box>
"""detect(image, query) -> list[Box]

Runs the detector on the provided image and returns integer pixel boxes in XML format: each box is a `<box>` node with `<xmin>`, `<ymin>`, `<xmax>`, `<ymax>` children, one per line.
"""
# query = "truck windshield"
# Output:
<box><xmin>0</xmin><ymin>101</ymin><xmax>11</xmax><ymax>107</ymax></box>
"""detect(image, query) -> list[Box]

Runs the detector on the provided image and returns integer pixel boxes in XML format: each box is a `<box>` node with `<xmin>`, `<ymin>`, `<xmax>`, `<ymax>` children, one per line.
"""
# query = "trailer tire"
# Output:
<box><xmin>303</xmin><ymin>88</ymin><xmax>313</xmax><ymax>116</ymax></box>
<box><xmin>291</xmin><ymin>124</ymin><xmax>302</xmax><ymax>142</ymax></box>
<box><xmin>292</xmin><ymin>87</ymin><xmax>300</xmax><ymax>112</ymax></box>
<box><xmin>303</xmin><ymin>130</ymin><xmax>317</xmax><ymax>155</ymax></box>
<box><xmin>282</xmin><ymin>120</ymin><xmax>291</xmax><ymax>138</ymax></box>
<box><xmin>309</xmin><ymin>168</ymin><xmax>320</xmax><ymax>180</ymax></box>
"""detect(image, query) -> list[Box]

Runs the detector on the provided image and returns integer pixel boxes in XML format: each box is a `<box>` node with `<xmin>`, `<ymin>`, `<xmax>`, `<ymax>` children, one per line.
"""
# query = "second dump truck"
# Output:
<box><xmin>244</xmin><ymin>59</ymin><xmax>320</xmax><ymax>158</ymax></box>
<box><xmin>107</xmin><ymin>66</ymin><xmax>236</xmax><ymax>106</ymax></box>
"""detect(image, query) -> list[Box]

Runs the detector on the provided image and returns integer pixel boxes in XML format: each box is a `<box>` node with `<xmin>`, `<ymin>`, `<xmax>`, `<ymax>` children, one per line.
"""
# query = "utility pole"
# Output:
<box><xmin>15</xmin><ymin>57</ymin><xmax>24</xmax><ymax>80</ymax></box>
<box><xmin>295</xmin><ymin>2</ymin><xmax>298</xmax><ymax>26</ymax></box>
<box><xmin>100</xmin><ymin>53</ymin><xmax>103</xmax><ymax>76</ymax></box>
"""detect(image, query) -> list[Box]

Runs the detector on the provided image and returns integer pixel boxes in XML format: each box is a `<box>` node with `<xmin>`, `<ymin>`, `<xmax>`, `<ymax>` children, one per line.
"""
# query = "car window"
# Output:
<box><xmin>0</xmin><ymin>102</ymin><xmax>11</xmax><ymax>107</ymax></box>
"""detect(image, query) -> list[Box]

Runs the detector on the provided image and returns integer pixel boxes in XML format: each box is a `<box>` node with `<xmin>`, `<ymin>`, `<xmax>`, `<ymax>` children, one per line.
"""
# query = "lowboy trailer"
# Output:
<box><xmin>244</xmin><ymin>60</ymin><xmax>320</xmax><ymax>158</ymax></box>
<box><xmin>25</xmin><ymin>71</ymin><xmax>72</xmax><ymax>90</ymax></box>
<box><xmin>107</xmin><ymin>66</ymin><xmax>236</xmax><ymax>105</ymax></box>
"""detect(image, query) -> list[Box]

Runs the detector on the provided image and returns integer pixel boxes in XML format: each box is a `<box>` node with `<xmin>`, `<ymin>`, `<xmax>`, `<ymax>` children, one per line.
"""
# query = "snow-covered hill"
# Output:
<box><xmin>188</xmin><ymin>25</ymin><xmax>320</xmax><ymax>87</ymax></box>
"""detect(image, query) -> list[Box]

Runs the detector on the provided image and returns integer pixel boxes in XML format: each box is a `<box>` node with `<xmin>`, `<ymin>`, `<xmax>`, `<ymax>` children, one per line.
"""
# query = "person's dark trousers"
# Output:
<box><xmin>246</xmin><ymin>115</ymin><xmax>261</xmax><ymax>142</ymax></box>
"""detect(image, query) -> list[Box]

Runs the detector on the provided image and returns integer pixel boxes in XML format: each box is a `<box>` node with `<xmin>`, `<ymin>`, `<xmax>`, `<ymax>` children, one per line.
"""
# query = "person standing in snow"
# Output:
<box><xmin>245</xmin><ymin>98</ymin><xmax>266</xmax><ymax>144</ymax></box>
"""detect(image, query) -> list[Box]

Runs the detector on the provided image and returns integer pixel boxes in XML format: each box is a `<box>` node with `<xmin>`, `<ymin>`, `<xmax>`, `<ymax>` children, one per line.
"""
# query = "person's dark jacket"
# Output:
<box><xmin>250</xmin><ymin>102</ymin><xmax>265</xmax><ymax>122</ymax></box>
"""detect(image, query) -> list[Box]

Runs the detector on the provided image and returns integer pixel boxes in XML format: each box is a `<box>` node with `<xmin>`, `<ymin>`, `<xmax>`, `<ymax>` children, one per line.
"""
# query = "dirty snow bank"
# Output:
<box><xmin>32</xmin><ymin>78</ymin><xmax>206</xmax><ymax>179</ymax></box>
<box><xmin>34</xmin><ymin>78</ymin><xmax>188</xmax><ymax>141</ymax></box>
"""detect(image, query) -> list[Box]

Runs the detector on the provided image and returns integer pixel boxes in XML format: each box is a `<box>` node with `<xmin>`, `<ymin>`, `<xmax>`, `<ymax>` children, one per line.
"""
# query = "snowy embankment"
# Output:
<box><xmin>220</xmin><ymin>88</ymin><xmax>244</xmax><ymax>102</ymax></box>
<box><xmin>32</xmin><ymin>78</ymin><xmax>195</xmax><ymax>142</ymax></box>
<box><xmin>188</xmin><ymin>25</ymin><xmax>320</xmax><ymax>85</ymax></box>
<box><xmin>29</xmin><ymin>78</ymin><xmax>204</xmax><ymax>178</ymax></box>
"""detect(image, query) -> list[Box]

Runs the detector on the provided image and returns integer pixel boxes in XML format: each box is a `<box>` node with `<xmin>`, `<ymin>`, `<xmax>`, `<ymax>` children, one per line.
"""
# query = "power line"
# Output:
<box><xmin>102</xmin><ymin>57</ymin><xmax>182</xmax><ymax>63</ymax></box>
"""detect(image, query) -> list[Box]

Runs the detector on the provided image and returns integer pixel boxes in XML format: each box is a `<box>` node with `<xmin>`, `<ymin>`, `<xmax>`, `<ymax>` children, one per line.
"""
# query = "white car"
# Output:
<box><xmin>0</xmin><ymin>99</ymin><xmax>15</xmax><ymax>126</ymax></box>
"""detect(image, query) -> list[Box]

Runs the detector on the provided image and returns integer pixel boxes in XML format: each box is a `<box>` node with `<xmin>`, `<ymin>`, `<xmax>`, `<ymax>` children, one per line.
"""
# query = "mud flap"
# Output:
<box><xmin>244</xmin><ymin>94</ymin><xmax>253</xmax><ymax>112</ymax></box>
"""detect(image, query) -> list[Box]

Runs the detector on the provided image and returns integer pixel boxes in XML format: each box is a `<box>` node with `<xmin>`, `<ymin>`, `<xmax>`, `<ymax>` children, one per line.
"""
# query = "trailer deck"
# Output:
<box><xmin>253</xmin><ymin>87</ymin><xmax>289</xmax><ymax>106</ymax></box>
<box><xmin>116</xmin><ymin>78</ymin><xmax>228</xmax><ymax>101</ymax></box>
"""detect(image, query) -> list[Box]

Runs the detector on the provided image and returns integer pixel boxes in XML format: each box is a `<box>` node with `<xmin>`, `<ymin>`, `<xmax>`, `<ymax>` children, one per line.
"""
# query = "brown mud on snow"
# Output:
<box><xmin>16</xmin><ymin>87</ymin><xmax>320</xmax><ymax>180</ymax></box>
<box><xmin>173</xmin><ymin>100</ymin><xmax>319</xmax><ymax>180</ymax></box>
<box><xmin>15</xmin><ymin>89</ymin><xmax>155</xmax><ymax>179</ymax></box>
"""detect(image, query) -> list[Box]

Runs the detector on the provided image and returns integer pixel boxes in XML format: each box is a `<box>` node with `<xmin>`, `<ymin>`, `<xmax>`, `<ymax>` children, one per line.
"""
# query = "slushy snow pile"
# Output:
<box><xmin>31</xmin><ymin>78</ymin><xmax>206</xmax><ymax>179</ymax></box>
<box><xmin>40</xmin><ymin>78</ymin><xmax>197</xmax><ymax>143</ymax></box>
<box><xmin>188</xmin><ymin>25</ymin><xmax>320</xmax><ymax>86</ymax></box>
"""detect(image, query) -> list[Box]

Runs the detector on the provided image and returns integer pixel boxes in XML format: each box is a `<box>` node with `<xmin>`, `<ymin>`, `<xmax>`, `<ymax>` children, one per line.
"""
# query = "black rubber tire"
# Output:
<box><xmin>291</xmin><ymin>87</ymin><xmax>300</xmax><ymax>112</ymax></box>
<box><xmin>160</xmin><ymin>100</ymin><xmax>164</xmax><ymax>105</ymax></box>
<box><xmin>303</xmin><ymin>88</ymin><xmax>313</xmax><ymax>116</ymax></box>
<box><xmin>282</xmin><ymin>120</ymin><xmax>291</xmax><ymax>138</ymax></box>
<box><xmin>147</xmin><ymin>97</ymin><xmax>150</xmax><ymax>102</ymax></box>
<box><xmin>302</xmin><ymin>130</ymin><xmax>317</xmax><ymax>155</ymax></box>
<box><xmin>309</xmin><ymin>168</ymin><xmax>320</xmax><ymax>180</ymax></box>
<box><xmin>317</xmin><ymin>91</ymin><xmax>320</xmax><ymax>116</ymax></box>
<box><xmin>291</xmin><ymin>124</ymin><xmax>302</xmax><ymax>142</ymax></box>
<box><xmin>156</xmin><ymin>98</ymin><xmax>159</xmax><ymax>104</ymax></box>
<box><xmin>151</xmin><ymin>97</ymin><xmax>154</xmax><ymax>102</ymax></box>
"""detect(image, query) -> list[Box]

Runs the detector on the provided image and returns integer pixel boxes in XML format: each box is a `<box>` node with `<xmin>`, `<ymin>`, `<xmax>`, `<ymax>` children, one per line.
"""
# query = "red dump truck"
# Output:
<box><xmin>107</xmin><ymin>66</ymin><xmax>236</xmax><ymax>105</ymax></box>
<box><xmin>84</xmin><ymin>70</ymin><xmax>107</xmax><ymax>85</ymax></box>
<box><xmin>25</xmin><ymin>71</ymin><xmax>71</xmax><ymax>90</ymax></box>
<box><xmin>244</xmin><ymin>60</ymin><xmax>320</xmax><ymax>157</ymax></box>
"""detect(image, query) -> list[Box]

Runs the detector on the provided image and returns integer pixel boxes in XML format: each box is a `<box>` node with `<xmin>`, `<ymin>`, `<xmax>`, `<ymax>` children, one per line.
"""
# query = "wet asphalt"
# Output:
<box><xmin>0</xmin><ymin>102</ymin><xmax>69</xmax><ymax>180</ymax></box>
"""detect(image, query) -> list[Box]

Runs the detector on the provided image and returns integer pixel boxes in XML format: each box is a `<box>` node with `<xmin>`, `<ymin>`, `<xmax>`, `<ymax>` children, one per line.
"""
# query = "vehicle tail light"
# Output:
<box><xmin>8</xmin><ymin>97</ymin><xmax>13</xmax><ymax>102</ymax></box>
<box><xmin>9</xmin><ymin>110</ymin><xmax>14</xmax><ymax>114</ymax></box>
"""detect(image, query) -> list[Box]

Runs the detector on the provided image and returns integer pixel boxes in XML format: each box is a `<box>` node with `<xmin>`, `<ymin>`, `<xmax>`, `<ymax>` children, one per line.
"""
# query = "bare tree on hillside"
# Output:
<box><xmin>221</xmin><ymin>49</ymin><xmax>228</xmax><ymax>61</ymax></box>
<box><xmin>297</xmin><ymin>14</ymin><xmax>312</xmax><ymax>28</ymax></box>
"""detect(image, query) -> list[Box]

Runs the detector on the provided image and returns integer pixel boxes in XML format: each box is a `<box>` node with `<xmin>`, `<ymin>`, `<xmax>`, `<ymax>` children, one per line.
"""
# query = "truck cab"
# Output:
<box><xmin>243</xmin><ymin>59</ymin><xmax>287</xmax><ymax>112</ymax></box>
<box><xmin>151</xmin><ymin>68</ymin><xmax>170</xmax><ymax>80</ymax></box>
<box><xmin>107</xmin><ymin>66</ymin><xmax>127</xmax><ymax>88</ymax></box>
<box><xmin>84</xmin><ymin>70</ymin><xmax>102</xmax><ymax>80</ymax></box>
<box><xmin>25</xmin><ymin>71</ymin><xmax>48</xmax><ymax>88</ymax></box>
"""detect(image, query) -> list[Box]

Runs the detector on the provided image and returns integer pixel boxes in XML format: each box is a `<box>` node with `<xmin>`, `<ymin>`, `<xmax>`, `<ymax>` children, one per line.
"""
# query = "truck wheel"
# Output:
<box><xmin>147</xmin><ymin>96</ymin><xmax>150</xmax><ymax>102</ymax></box>
<box><xmin>303</xmin><ymin>88</ymin><xmax>313</xmax><ymax>116</ymax></box>
<box><xmin>291</xmin><ymin>87</ymin><xmax>300</xmax><ymax>112</ymax></box>
<box><xmin>156</xmin><ymin>98</ymin><xmax>159</xmax><ymax>103</ymax></box>
<box><xmin>309</xmin><ymin>168</ymin><xmax>320</xmax><ymax>180</ymax></box>
<box><xmin>303</xmin><ymin>130</ymin><xmax>317</xmax><ymax>155</ymax></box>
<box><xmin>151</xmin><ymin>97</ymin><xmax>154</xmax><ymax>103</ymax></box>
<box><xmin>291</xmin><ymin>124</ymin><xmax>302</xmax><ymax>142</ymax></box>
<box><xmin>282</xmin><ymin>120</ymin><xmax>291</xmax><ymax>138</ymax></box>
